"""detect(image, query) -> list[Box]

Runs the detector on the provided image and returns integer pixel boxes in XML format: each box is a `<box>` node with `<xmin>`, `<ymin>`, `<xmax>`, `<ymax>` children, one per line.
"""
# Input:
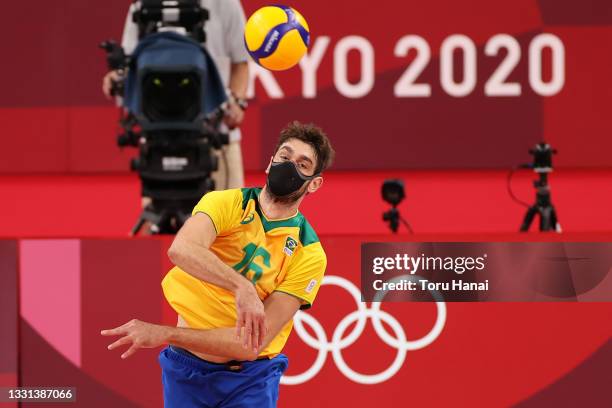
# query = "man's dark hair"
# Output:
<box><xmin>275</xmin><ymin>121</ymin><xmax>335</xmax><ymax>175</ymax></box>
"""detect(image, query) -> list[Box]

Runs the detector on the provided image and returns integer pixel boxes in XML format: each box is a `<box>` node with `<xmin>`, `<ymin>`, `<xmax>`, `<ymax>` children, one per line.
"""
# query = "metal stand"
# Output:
<box><xmin>131</xmin><ymin>203</ymin><xmax>192</xmax><ymax>235</ymax></box>
<box><xmin>519</xmin><ymin>173</ymin><xmax>561</xmax><ymax>232</ymax></box>
<box><xmin>383</xmin><ymin>206</ymin><xmax>414</xmax><ymax>234</ymax></box>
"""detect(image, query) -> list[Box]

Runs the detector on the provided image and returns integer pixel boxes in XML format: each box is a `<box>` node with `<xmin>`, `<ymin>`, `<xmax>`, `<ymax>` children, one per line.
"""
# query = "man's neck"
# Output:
<box><xmin>259</xmin><ymin>186</ymin><xmax>302</xmax><ymax>220</ymax></box>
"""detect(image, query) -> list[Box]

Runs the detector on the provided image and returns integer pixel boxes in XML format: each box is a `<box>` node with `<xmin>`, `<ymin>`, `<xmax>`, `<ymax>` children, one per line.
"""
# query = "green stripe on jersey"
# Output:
<box><xmin>240</xmin><ymin>187</ymin><xmax>320</xmax><ymax>245</ymax></box>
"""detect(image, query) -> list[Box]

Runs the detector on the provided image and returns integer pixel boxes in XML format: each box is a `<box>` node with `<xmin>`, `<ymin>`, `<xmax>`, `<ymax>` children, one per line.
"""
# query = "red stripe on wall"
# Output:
<box><xmin>0</xmin><ymin>170</ymin><xmax>611</xmax><ymax>237</ymax></box>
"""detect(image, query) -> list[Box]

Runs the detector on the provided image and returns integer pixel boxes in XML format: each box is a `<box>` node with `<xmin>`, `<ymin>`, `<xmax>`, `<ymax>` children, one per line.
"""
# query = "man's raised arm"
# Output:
<box><xmin>167</xmin><ymin>213</ymin><xmax>266</xmax><ymax>350</ymax></box>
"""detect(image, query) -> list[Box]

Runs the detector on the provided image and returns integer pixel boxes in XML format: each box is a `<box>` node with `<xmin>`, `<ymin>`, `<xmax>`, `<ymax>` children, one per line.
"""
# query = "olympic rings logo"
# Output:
<box><xmin>281</xmin><ymin>275</ymin><xmax>447</xmax><ymax>385</ymax></box>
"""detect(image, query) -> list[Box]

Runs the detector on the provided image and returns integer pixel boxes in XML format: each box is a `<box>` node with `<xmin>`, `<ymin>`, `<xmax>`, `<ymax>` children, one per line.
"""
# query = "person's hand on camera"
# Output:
<box><xmin>223</xmin><ymin>100</ymin><xmax>245</xmax><ymax>130</ymax></box>
<box><xmin>102</xmin><ymin>70</ymin><xmax>122</xmax><ymax>99</ymax></box>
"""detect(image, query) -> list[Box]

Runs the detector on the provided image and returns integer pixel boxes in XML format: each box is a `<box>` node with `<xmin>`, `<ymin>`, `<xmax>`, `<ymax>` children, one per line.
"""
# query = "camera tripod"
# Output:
<box><xmin>519</xmin><ymin>172</ymin><xmax>561</xmax><ymax>232</ymax></box>
<box><xmin>131</xmin><ymin>199</ymin><xmax>195</xmax><ymax>235</ymax></box>
<box><xmin>383</xmin><ymin>206</ymin><xmax>414</xmax><ymax>234</ymax></box>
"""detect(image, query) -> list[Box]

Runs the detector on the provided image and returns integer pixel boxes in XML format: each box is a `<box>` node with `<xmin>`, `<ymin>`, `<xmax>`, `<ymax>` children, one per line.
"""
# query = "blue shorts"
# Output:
<box><xmin>159</xmin><ymin>346</ymin><xmax>289</xmax><ymax>408</ymax></box>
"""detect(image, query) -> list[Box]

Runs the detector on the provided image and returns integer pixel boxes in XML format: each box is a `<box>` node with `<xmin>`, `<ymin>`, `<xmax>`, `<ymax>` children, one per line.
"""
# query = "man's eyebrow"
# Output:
<box><xmin>279</xmin><ymin>145</ymin><xmax>314</xmax><ymax>165</ymax></box>
<box><xmin>298</xmin><ymin>155</ymin><xmax>313</xmax><ymax>165</ymax></box>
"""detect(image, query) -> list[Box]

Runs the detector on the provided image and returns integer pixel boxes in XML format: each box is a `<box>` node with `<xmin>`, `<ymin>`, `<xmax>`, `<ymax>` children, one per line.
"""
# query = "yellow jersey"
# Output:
<box><xmin>162</xmin><ymin>187</ymin><xmax>327</xmax><ymax>358</ymax></box>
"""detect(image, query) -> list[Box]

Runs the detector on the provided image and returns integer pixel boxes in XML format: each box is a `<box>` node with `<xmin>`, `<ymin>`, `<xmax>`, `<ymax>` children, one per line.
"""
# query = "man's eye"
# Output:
<box><xmin>280</xmin><ymin>155</ymin><xmax>289</xmax><ymax>161</ymax></box>
<box><xmin>299</xmin><ymin>163</ymin><xmax>307</xmax><ymax>169</ymax></box>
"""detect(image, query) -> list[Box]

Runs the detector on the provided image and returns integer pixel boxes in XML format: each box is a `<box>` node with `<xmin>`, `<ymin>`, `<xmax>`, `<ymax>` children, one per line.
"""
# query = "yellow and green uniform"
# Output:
<box><xmin>162</xmin><ymin>187</ymin><xmax>326</xmax><ymax>358</ymax></box>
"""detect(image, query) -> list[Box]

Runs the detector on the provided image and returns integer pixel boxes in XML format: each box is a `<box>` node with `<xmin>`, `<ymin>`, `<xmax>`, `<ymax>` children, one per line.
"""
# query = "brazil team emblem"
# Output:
<box><xmin>240</xmin><ymin>213</ymin><xmax>255</xmax><ymax>224</ymax></box>
<box><xmin>284</xmin><ymin>237</ymin><xmax>298</xmax><ymax>256</ymax></box>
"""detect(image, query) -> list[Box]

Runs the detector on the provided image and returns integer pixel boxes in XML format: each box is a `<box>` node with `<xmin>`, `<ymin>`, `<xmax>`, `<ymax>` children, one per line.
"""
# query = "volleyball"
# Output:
<box><xmin>244</xmin><ymin>5</ymin><xmax>310</xmax><ymax>71</ymax></box>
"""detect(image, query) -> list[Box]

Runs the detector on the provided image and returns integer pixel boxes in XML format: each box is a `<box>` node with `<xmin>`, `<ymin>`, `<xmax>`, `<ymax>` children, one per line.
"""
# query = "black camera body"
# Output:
<box><xmin>135</xmin><ymin>0</ymin><xmax>208</xmax><ymax>42</ymax></box>
<box><xmin>100</xmin><ymin>0</ymin><xmax>229</xmax><ymax>234</ymax></box>
<box><xmin>529</xmin><ymin>142</ymin><xmax>557</xmax><ymax>173</ymax></box>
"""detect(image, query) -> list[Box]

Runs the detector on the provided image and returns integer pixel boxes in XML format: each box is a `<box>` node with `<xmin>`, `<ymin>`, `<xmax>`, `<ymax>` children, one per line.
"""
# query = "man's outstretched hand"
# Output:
<box><xmin>101</xmin><ymin>319</ymin><xmax>169</xmax><ymax>359</ymax></box>
<box><xmin>234</xmin><ymin>281</ymin><xmax>267</xmax><ymax>353</ymax></box>
<box><xmin>102</xmin><ymin>284</ymin><xmax>267</xmax><ymax>360</ymax></box>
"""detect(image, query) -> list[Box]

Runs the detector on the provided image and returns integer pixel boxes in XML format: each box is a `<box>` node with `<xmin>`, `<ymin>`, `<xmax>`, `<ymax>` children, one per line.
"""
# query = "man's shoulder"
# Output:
<box><xmin>291</xmin><ymin>214</ymin><xmax>325</xmax><ymax>261</ymax></box>
<box><xmin>202</xmin><ymin>188</ymin><xmax>243</xmax><ymax>204</ymax></box>
<box><xmin>297</xmin><ymin>215</ymin><xmax>321</xmax><ymax>248</ymax></box>
<box><xmin>193</xmin><ymin>188</ymin><xmax>244</xmax><ymax>218</ymax></box>
<box><xmin>288</xmin><ymin>217</ymin><xmax>326</xmax><ymax>273</ymax></box>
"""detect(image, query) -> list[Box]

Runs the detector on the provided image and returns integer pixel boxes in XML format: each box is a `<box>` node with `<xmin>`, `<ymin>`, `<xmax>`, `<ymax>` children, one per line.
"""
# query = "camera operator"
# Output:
<box><xmin>102</xmin><ymin>0</ymin><xmax>249</xmax><ymax>189</ymax></box>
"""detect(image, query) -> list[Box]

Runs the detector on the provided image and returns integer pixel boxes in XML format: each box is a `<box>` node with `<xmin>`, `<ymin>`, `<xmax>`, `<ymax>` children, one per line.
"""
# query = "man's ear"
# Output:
<box><xmin>264</xmin><ymin>156</ymin><xmax>273</xmax><ymax>175</ymax></box>
<box><xmin>307</xmin><ymin>176</ymin><xmax>323</xmax><ymax>193</ymax></box>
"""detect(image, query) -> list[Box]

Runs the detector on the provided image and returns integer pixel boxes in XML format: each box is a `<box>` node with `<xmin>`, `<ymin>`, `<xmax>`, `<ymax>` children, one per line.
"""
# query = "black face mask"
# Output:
<box><xmin>267</xmin><ymin>161</ymin><xmax>317</xmax><ymax>197</ymax></box>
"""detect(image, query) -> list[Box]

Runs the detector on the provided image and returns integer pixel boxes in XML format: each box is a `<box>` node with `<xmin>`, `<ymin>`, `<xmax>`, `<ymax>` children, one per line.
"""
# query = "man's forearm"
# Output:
<box><xmin>168</xmin><ymin>214</ymin><xmax>267</xmax><ymax>350</ymax></box>
<box><xmin>168</xmin><ymin>238</ymin><xmax>249</xmax><ymax>294</ymax></box>
<box><xmin>163</xmin><ymin>291</ymin><xmax>296</xmax><ymax>361</ymax></box>
<box><xmin>101</xmin><ymin>293</ymin><xmax>300</xmax><ymax>361</ymax></box>
<box><xmin>165</xmin><ymin>326</ymin><xmax>257</xmax><ymax>361</ymax></box>
<box><xmin>229</xmin><ymin>61</ymin><xmax>248</xmax><ymax>98</ymax></box>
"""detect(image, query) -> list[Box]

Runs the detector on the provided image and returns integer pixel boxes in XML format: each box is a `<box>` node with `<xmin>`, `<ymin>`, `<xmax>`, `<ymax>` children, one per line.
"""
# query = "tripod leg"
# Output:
<box><xmin>520</xmin><ymin>206</ymin><xmax>538</xmax><ymax>232</ymax></box>
<box><xmin>130</xmin><ymin>216</ymin><xmax>146</xmax><ymax>236</ymax></box>
<box><xmin>132</xmin><ymin>207</ymin><xmax>164</xmax><ymax>235</ymax></box>
<box><xmin>152</xmin><ymin>210</ymin><xmax>170</xmax><ymax>234</ymax></box>
<box><xmin>539</xmin><ymin>207</ymin><xmax>553</xmax><ymax>231</ymax></box>
<box><xmin>550</xmin><ymin>206</ymin><xmax>561</xmax><ymax>233</ymax></box>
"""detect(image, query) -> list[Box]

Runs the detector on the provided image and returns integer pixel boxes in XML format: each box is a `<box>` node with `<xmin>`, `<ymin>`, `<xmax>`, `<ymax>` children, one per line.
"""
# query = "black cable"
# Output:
<box><xmin>507</xmin><ymin>166</ymin><xmax>531</xmax><ymax>208</ymax></box>
<box><xmin>400</xmin><ymin>217</ymin><xmax>414</xmax><ymax>234</ymax></box>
